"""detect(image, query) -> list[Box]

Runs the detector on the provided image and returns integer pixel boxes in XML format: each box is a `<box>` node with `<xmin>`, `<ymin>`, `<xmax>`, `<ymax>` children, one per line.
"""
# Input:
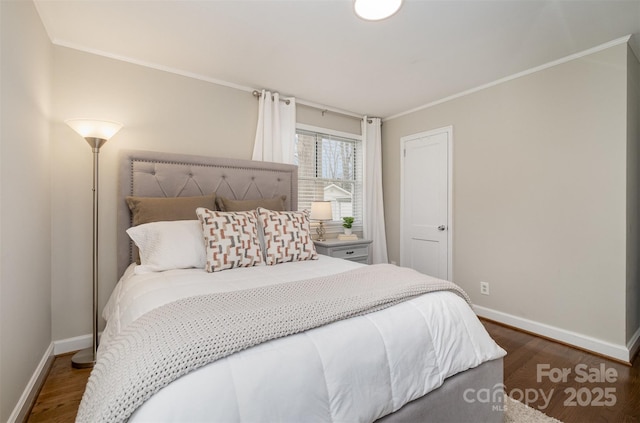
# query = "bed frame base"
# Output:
<box><xmin>378</xmin><ymin>358</ymin><xmax>504</xmax><ymax>423</ymax></box>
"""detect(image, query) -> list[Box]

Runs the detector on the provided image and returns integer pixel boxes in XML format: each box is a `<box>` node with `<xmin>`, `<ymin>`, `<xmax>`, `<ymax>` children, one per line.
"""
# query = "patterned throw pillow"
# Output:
<box><xmin>257</xmin><ymin>207</ymin><xmax>318</xmax><ymax>265</ymax></box>
<box><xmin>196</xmin><ymin>208</ymin><xmax>263</xmax><ymax>272</ymax></box>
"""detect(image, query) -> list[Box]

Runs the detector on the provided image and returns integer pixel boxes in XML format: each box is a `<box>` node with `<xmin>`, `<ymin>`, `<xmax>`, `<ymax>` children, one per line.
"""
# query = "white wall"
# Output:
<box><xmin>0</xmin><ymin>1</ymin><xmax>52</xmax><ymax>420</ymax></box>
<box><xmin>382</xmin><ymin>44</ymin><xmax>631</xmax><ymax>352</ymax></box>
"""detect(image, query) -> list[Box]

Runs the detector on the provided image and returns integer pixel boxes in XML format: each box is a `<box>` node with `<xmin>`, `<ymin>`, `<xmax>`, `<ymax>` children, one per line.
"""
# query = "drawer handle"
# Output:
<box><xmin>346</xmin><ymin>251</ymin><xmax>354</xmax><ymax>255</ymax></box>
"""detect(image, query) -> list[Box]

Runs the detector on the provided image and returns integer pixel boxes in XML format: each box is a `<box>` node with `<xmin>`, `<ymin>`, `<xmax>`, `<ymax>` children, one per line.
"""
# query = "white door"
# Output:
<box><xmin>400</xmin><ymin>127</ymin><xmax>452</xmax><ymax>280</ymax></box>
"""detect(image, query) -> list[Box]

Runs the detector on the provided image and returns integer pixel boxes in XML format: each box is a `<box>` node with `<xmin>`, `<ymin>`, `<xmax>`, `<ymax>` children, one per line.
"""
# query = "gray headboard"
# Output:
<box><xmin>118</xmin><ymin>149</ymin><xmax>298</xmax><ymax>278</ymax></box>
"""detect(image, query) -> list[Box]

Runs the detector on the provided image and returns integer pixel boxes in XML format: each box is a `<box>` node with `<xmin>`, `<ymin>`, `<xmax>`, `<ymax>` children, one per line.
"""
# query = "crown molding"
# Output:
<box><xmin>385</xmin><ymin>35</ymin><xmax>633</xmax><ymax>122</ymax></box>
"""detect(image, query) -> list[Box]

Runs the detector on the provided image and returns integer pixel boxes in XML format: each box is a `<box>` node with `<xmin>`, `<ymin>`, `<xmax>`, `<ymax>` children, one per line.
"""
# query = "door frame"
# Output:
<box><xmin>399</xmin><ymin>125</ymin><xmax>453</xmax><ymax>281</ymax></box>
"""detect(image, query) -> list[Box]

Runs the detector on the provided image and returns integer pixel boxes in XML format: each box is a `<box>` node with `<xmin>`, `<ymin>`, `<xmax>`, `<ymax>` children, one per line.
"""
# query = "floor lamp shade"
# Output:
<box><xmin>65</xmin><ymin>118</ymin><xmax>122</xmax><ymax>369</ymax></box>
<box><xmin>65</xmin><ymin>119</ymin><xmax>123</xmax><ymax>141</ymax></box>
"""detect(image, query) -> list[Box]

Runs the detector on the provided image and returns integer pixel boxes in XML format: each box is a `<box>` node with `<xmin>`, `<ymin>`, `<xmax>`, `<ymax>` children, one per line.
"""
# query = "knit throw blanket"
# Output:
<box><xmin>76</xmin><ymin>264</ymin><xmax>471</xmax><ymax>423</ymax></box>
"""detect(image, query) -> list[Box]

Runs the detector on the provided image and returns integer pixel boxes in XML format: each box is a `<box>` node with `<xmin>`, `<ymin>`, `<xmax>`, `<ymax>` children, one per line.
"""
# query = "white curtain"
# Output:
<box><xmin>252</xmin><ymin>90</ymin><xmax>296</xmax><ymax>164</ymax></box>
<box><xmin>362</xmin><ymin>117</ymin><xmax>389</xmax><ymax>264</ymax></box>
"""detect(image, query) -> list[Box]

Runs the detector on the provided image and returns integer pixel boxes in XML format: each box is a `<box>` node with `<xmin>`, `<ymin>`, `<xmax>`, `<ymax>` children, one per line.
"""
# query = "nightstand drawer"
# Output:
<box><xmin>313</xmin><ymin>239</ymin><xmax>372</xmax><ymax>264</ymax></box>
<box><xmin>349</xmin><ymin>256</ymin><xmax>370</xmax><ymax>265</ymax></box>
<box><xmin>332</xmin><ymin>246</ymin><xmax>369</xmax><ymax>260</ymax></box>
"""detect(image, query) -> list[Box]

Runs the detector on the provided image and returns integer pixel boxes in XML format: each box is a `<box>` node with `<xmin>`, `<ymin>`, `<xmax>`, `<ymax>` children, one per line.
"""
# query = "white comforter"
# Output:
<box><xmin>100</xmin><ymin>256</ymin><xmax>505</xmax><ymax>422</ymax></box>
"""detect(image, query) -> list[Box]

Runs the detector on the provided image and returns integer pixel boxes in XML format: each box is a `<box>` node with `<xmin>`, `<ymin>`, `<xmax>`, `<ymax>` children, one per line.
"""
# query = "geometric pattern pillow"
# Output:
<box><xmin>196</xmin><ymin>208</ymin><xmax>263</xmax><ymax>273</ymax></box>
<box><xmin>257</xmin><ymin>207</ymin><xmax>318</xmax><ymax>266</ymax></box>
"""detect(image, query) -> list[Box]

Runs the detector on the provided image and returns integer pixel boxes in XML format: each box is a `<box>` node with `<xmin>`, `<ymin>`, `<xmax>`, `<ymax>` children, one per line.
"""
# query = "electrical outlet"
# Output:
<box><xmin>480</xmin><ymin>281</ymin><xmax>490</xmax><ymax>295</ymax></box>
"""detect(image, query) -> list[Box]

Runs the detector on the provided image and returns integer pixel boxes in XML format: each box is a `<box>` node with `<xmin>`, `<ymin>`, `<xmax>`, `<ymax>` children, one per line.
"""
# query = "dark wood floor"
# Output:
<box><xmin>27</xmin><ymin>319</ymin><xmax>640</xmax><ymax>423</ymax></box>
<box><xmin>27</xmin><ymin>353</ymin><xmax>91</xmax><ymax>423</ymax></box>
<box><xmin>483</xmin><ymin>319</ymin><xmax>640</xmax><ymax>423</ymax></box>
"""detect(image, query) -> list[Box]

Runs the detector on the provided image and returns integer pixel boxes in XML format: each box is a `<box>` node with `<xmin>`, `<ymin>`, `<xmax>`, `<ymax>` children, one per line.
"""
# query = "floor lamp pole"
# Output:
<box><xmin>65</xmin><ymin>118</ymin><xmax>122</xmax><ymax>369</ymax></box>
<box><xmin>72</xmin><ymin>138</ymin><xmax>106</xmax><ymax>369</ymax></box>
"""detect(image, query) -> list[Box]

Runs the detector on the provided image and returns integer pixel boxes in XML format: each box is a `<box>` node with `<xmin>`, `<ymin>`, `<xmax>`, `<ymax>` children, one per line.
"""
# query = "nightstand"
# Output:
<box><xmin>313</xmin><ymin>239</ymin><xmax>373</xmax><ymax>264</ymax></box>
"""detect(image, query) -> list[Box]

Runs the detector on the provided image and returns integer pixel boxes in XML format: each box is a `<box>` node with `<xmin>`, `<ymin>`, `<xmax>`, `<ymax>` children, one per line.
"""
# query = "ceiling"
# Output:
<box><xmin>34</xmin><ymin>0</ymin><xmax>640</xmax><ymax>118</ymax></box>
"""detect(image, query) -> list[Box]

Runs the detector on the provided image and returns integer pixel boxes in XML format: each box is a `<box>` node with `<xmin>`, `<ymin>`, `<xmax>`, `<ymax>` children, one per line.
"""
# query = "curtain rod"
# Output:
<box><xmin>316</xmin><ymin>107</ymin><xmax>363</xmax><ymax>122</ymax></box>
<box><xmin>252</xmin><ymin>90</ymin><xmax>291</xmax><ymax>105</ymax></box>
<box><xmin>252</xmin><ymin>90</ymin><xmax>367</xmax><ymax>121</ymax></box>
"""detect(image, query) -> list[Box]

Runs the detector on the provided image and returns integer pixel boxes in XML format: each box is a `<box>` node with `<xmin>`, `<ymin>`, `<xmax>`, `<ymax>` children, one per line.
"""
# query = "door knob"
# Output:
<box><xmin>437</xmin><ymin>225</ymin><xmax>446</xmax><ymax>231</ymax></box>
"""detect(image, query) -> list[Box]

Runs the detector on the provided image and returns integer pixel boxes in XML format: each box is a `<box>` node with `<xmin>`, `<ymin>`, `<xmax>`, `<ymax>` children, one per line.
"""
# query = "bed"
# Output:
<box><xmin>77</xmin><ymin>149</ymin><xmax>506</xmax><ymax>423</ymax></box>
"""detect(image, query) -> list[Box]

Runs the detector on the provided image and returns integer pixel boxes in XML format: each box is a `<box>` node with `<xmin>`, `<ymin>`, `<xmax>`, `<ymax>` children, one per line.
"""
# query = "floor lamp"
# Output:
<box><xmin>66</xmin><ymin>119</ymin><xmax>123</xmax><ymax>369</ymax></box>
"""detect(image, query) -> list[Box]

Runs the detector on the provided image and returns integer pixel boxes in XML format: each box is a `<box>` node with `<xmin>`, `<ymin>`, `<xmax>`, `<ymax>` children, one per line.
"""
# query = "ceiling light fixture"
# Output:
<box><xmin>354</xmin><ymin>0</ymin><xmax>403</xmax><ymax>21</ymax></box>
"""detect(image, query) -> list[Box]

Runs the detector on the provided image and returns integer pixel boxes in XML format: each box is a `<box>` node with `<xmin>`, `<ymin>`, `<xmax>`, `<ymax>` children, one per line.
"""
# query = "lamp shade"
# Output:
<box><xmin>354</xmin><ymin>0</ymin><xmax>402</xmax><ymax>21</ymax></box>
<box><xmin>65</xmin><ymin>119</ymin><xmax>123</xmax><ymax>140</ymax></box>
<box><xmin>310</xmin><ymin>201</ymin><xmax>333</xmax><ymax>221</ymax></box>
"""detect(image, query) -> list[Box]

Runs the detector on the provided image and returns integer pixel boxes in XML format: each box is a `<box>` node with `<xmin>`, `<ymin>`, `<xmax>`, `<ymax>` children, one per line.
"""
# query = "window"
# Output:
<box><xmin>295</xmin><ymin>126</ymin><xmax>363</xmax><ymax>225</ymax></box>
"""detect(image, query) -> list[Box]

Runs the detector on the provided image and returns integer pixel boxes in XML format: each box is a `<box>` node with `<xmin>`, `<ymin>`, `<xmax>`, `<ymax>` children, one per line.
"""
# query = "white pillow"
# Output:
<box><xmin>126</xmin><ymin>220</ymin><xmax>206</xmax><ymax>273</ymax></box>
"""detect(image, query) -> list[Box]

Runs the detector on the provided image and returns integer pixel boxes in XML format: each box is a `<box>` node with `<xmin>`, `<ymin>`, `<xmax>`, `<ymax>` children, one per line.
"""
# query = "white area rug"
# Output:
<box><xmin>504</xmin><ymin>395</ymin><xmax>563</xmax><ymax>423</ymax></box>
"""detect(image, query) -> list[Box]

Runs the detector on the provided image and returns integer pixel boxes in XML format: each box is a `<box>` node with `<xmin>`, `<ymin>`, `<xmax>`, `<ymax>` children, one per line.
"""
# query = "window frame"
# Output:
<box><xmin>295</xmin><ymin>123</ymin><xmax>364</xmax><ymax>234</ymax></box>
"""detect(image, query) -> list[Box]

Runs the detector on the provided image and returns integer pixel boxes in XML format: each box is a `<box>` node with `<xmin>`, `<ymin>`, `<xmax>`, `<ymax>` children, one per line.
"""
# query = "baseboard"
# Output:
<box><xmin>8</xmin><ymin>342</ymin><xmax>54</xmax><ymax>423</ymax></box>
<box><xmin>474</xmin><ymin>305</ymin><xmax>631</xmax><ymax>363</ymax></box>
<box><xmin>53</xmin><ymin>332</ymin><xmax>100</xmax><ymax>355</ymax></box>
<box><xmin>627</xmin><ymin>325</ymin><xmax>640</xmax><ymax>362</ymax></box>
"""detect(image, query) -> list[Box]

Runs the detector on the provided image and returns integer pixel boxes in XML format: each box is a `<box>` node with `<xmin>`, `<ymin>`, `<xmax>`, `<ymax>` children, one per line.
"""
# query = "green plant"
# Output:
<box><xmin>342</xmin><ymin>216</ymin><xmax>355</xmax><ymax>229</ymax></box>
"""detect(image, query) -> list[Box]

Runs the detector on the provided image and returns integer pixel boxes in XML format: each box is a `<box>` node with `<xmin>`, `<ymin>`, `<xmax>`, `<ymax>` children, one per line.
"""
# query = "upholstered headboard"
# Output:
<box><xmin>117</xmin><ymin>149</ymin><xmax>298</xmax><ymax>277</ymax></box>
